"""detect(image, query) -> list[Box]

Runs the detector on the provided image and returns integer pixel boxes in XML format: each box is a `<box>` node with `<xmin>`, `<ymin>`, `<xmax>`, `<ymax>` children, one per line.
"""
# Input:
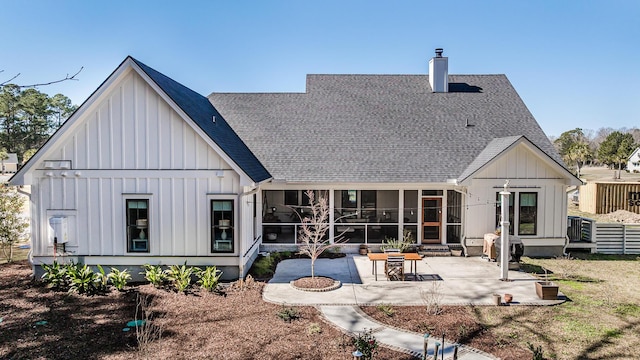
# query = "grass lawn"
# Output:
<box><xmin>482</xmin><ymin>254</ymin><xmax>640</xmax><ymax>359</ymax></box>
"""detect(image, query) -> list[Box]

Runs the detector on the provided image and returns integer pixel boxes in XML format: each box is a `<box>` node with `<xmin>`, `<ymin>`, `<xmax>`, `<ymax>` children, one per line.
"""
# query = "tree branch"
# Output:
<box><xmin>0</xmin><ymin>67</ymin><xmax>84</xmax><ymax>88</ymax></box>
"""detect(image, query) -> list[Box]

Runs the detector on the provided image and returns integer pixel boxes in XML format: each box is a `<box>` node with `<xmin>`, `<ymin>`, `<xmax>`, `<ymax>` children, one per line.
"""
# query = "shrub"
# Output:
<box><xmin>380</xmin><ymin>233</ymin><xmax>412</xmax><ymax>253</ymax></box>
<box><xmin>141</xmin><ymin>264</ymin><xmax>167</xmax><ymax>287</ymax></box>
<box><xmin>376</xmin><ymin>304</ymin><xmax>395</xmax><ymax>317</ymax></box>
<box><xmin>527</xmin><ymin>342</ymin><xmax>544</xmax><ymax>360</ymax></box>
<box><xmin>250</xmin><ymin>254</ymin><xmax>277</xmax><ymax>277</ymax></box>
<box><xmin>165</xmin><ymin>262</ymin><xmax>194</xmax><ymax>293</ymax></box>
<box><xmin>353</xmin><ymin>328</ymin><xmax>379</xmax><ymax>360</ymax></box>
<box><xmin>41</xmin><ymin>261</ymin><xmax>70</xmax><ymax>290</ymax></box>
<box><xmin>195</xmin><ymin>266</ymin><xmax>222</xmax><ymax>292</ymax></box>
<box><xmin>276</xmin><ymin>304</ymin><xmax>300</xmax><ymax>322</ymax></box>
<box><xmin>108</xmin><ymin>268</ymin><xmax>132</xmax><ymax>291</ymax></box>
<box><xmin>68</xmin><ymin>263</ymin><xmax>99</xmax><ymax>294</ymax></box>
<box><xmin>94</xmin><ymin>264</ymin><xmax>109</xmax><ymax>293</ymax></box>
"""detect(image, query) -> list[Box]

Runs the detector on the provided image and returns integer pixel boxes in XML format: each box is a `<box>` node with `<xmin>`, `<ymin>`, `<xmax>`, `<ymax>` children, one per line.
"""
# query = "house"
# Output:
<box><xmin>9</xmin><ymin>50</ymin><xmax>581</xmax><ymax>280</ymax></box>
<box><xmin>1</xmin><ymin>153</ymin><xmax>19</xmax><ymax>174</ymax></box>
<box><xmin>628</xmin><ymin>147</ymin><xmax>640</xmax><ymax>173</ymax></box>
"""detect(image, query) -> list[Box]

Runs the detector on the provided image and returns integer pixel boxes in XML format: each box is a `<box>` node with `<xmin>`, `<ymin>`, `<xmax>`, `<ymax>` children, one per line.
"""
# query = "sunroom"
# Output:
<box><xmin>261</xmin><ymin>189</ymin><xmax>464</xmax><ymax>247</ymax></box>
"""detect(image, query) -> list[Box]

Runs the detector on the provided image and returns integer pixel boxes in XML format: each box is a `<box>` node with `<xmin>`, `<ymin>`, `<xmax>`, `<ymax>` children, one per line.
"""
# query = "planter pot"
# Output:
<box><xmin>359</xmin><ymin>245</ymin><xmax>368</xmax><ymax>255</ymax></box>
<box><xmin>492</xmin><ymin>293</ymin><xmax>501</xmax><ymax>306</ymax></box>
<box><xmin>451</xmin><ymin>249</ymin><xmax>463</xmax><ymax>257</ymax></box>
<box><xmin>504</xmin><ymin>293</ymin><xmax>513</xmax><ymax>303</ymax></box>
<box><xmin>535</xmin><ymin>281</ymin><xmax>559</xmax><ymax>300</ymax></box>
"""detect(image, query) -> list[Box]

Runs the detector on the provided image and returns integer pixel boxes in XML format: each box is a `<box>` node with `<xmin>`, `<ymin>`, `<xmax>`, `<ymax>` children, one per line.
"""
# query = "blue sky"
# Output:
<box><xmin>2</xmin><ymin>0</ymin><xmax>638</xmax><ymax>137</ymax></box>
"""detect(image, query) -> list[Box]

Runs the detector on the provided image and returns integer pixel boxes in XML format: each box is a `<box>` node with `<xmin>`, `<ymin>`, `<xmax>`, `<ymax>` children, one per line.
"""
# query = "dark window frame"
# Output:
<box><xmin>518</xmin><ymin>192</ymin><xmax>538</xmax><ymax>235</ymax></box>
<box><xmin>211</xmin><ymin>199</ymin><xmax>234</xmax><ymax>253</ymax></box>
<box><xmin>126</xmin><ymin>199</ymin><xmax>150</xmax><ymax>253</ymax></box>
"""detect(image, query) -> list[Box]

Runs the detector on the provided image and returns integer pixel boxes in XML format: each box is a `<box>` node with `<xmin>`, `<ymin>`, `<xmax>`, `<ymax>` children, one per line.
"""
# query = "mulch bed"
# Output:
<box><xmin>0</xmin><ymin>260</ymin><xmax>411</xmax><ymax>360</ymax></box>
<box><xmin>361</xmin><ymin>305</ymin><xmax>532</xmax><ymax>360</ymax></box>
<box><xmin>292</xmin><ymin>276</ymin><xmax>336</xmax><ymax>289</ymax></box>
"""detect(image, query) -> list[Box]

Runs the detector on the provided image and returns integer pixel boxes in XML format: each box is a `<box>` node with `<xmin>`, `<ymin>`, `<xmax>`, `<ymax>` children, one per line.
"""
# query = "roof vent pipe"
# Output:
<box><xmin>429</xmin><ymin>48</ymin><xmax>449</xmax><ymax>93</ymax></box>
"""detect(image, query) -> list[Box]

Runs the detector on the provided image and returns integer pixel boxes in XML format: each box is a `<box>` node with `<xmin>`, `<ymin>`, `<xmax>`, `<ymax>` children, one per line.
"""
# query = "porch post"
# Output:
<box><xmin>329</xmin><ymin>189</ymin><xmax>335</xmax><ymax>243</ymax></box>
<box><xmin>499</xmin><ymin>180</ymin><xmax>511</xmax><ymax>281</ymax></box>
<box><xmin>398</xmin><ymin>190</ymin><xmax>404</xmax><ymax>242</ymax></box>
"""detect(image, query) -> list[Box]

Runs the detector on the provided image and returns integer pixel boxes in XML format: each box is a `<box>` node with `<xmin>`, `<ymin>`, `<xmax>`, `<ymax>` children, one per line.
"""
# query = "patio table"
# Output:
<box><xmin>367</xmin><ymin>253</ymin><xmax>423</xmax><ymax>281</ymax></box>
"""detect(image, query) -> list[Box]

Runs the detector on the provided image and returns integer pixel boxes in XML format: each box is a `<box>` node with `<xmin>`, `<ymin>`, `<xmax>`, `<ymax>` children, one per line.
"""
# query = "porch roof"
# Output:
<box><xmin>209</xmin><ymin>74</ymin><xmax>565</xmax><ymax>183</ymax></box>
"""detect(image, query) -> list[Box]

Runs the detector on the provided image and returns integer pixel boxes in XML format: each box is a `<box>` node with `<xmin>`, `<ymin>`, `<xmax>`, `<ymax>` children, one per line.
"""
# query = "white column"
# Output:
<box><xmin>499</xmin><ymin>181</ymin><xmax>511</xmax><ymax>280</ymax></box>
<box><xmin>398</xmin><ymin>190</ymin><xmax>404</xmax><ymax>241</ymax></box>
<box><xmin>328</xmin><ymin>189</ymin><xmax>335</xmax><ymax>243</ymax></box>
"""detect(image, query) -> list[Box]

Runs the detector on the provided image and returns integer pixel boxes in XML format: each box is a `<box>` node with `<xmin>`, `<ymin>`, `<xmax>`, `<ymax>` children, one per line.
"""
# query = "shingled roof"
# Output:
<box><xmin>208</xmin><ymin>74</ymin><xmax>565</xmax><ymax>183</ymax></box>
<box><xmin>131</xmin><ymin>57</ymin><xmax>271</xmax><ymax>183</ymax></box>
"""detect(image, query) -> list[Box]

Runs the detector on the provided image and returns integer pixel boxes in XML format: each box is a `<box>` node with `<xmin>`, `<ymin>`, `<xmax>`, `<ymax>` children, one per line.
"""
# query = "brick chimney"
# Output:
<box><xmin>429</xmin><ymin>48</ymin><xmax>448</xmax><ymax>93</ymax></box>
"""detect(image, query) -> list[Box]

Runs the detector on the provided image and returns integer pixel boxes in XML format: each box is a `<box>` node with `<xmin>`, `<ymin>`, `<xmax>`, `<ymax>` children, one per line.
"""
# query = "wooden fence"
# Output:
<box><xmin>579</xmin><ymin>181</ymin><xmax>640</xmax><ymax>214</ymax></box>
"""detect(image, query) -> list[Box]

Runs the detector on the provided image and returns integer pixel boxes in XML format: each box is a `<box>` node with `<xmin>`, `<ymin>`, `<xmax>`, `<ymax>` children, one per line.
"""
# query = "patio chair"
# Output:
<box><xmin>385</xmin><ymin>254</ymin><xmax>405</xmax><ymax>281</ymax></box>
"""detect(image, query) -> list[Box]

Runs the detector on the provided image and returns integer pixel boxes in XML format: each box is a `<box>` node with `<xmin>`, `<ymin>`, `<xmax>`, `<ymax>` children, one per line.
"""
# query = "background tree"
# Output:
<box><xmin>565</xmin><ymin>142</ymin><xmax>593</xmax><ymax>178</ymax></box>
<box><xmin>0</xmin><ymin>184</ymin><xmax>29</xmax><ymax>262</ymax></box>
<box><xmin>0</xmin><ymin>148</ymin><xmax>8</xmax><ymax>175</ymax></box>
<box><xmin>0</xmin><ymin>85</ymin><xmax>75</xmax><ymax>161</ymax></box>
<box><xmin>22</xmin><ymin>148</ymin><xmax>37</xmax><ymax>165</ymax></box>
<box><xmin>598</xmin><ymin>131</ymin><xmax>637</xmax><ymax>177</ymax></box>
<box><xmin>553</xmin><ymin>128</ymin><xmax>586</xmax><ymax>157</ymax></box>
<box><xmin>554</xmin><ymin>128</ymin><xmax>593</xmax><ymax>174</ymax></box>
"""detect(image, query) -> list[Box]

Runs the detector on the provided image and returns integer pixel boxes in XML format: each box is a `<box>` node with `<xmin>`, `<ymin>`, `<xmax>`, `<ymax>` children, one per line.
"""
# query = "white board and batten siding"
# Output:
<box><xmin>465</xmin><ymin>143</ymin><xmax>569</xmax><ymax>251</ymax></box>
<box><xmin>29</xmin><ymin>69</ymin><xmax>249</xmax><ymax>274</ymax></box>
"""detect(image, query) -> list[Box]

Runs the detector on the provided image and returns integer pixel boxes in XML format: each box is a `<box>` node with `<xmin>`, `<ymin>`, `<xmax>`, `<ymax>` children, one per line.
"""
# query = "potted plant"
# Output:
<box><xmin>359</xmin><ymin>244</ymin><xmax>369</xmax><ymax>255</ymax></box>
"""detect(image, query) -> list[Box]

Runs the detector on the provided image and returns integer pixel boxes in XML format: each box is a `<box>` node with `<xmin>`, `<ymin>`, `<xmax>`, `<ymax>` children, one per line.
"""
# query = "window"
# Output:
<box><xmin>495</xmin><ymin>193</ymin><xmax>514</xmax><ymax>235</ymax></box>
<box><xmin>284</xmin><ymin>190</ymin><xmax>298</xmax><ymax>206</ymax></box>
<box><xmin>342</xmin><ymin>190</ymin><xmax>357</xmax><ymax>208</ymax></box>
<box><xmin>495</xmin><ymin>192</ymin><xmax>538</xmax><ymax>236</ymax></box>
<box><xmin>211</xmin><ymin>200</ymin><xmax>234</xmax><ymax>253</ymax></box>
<box><xmin>519</xmin><ymin>193</ymin><xmax>538</xmax><ymax>235</ymax></box>
<box><xmin>127</xmin><ymin>199</ymin><xmax>149</xmax><ymax>252</ymax></box>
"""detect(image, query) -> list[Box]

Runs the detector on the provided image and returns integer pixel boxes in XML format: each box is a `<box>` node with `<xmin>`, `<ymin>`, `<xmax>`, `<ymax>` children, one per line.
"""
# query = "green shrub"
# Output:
<box><xmin>108</xmin><ymin>268</ymin><xmax>131</xmax><ymax>291</ymax></box>
<box><xmin>353</xmin><ymin>328</ymin><xmax>379</xmax><ymax>360</ymax></box>
<box><xmin>251</xmin><ymin>255</ymin><xmax>277</xmax><ymax>277</ymax></box>
<box><xmin>141</xmin><ymin>264</ymin><xmax>167</xmax><ymax>287</ymax></box>
<box><xmin>527</xmin><ymin>342</ymin><xmax>544</xmax><ymax>360</ymax></box>
<box><xmin>68</xmin><ymin>264</ymin><xmax>99</xmax><ymax>294</ymax></box>
<box><xmin>165</xmin><ymin>262</ymin><xmax>194</xmax><ymax>293</ymax></box>
<box><xmin>380</xmin><ymin>234</ymin><xmax>412</xmax><ymax>252</ymax></box>
<box><xmin>94</xmin><ymin>264</ymin><xmax>109</xmax><ymax>293</ymax></box>
<box><xmin>41</xmin><ymin>261</ymin><xmax>70</xmax><ymax>290</ymax></box>
<box><xmin>276</xmin><ymin>304</ymin><xmax>300</xmax><ymax>322</ymax></box>
<box><xmin>195</xmin><ymin>266</ymin><xmax>223</xmax><ymax>292</ymax></box>
<box><xmin>376</xmin><ymin>304</ymin><xmax>395</xmax><ymax>317</ymax></box>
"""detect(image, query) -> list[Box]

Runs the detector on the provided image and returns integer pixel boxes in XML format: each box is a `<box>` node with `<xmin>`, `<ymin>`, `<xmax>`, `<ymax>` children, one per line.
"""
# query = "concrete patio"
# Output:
<box><xmin>263</xmin><ymin>254</ymin><xmax>565</xmax><ymax>306</ymax></box>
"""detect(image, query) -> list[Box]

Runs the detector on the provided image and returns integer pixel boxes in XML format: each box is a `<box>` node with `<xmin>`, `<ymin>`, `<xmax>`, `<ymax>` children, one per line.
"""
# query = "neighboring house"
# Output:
<box><xmin>10</xmin><ymin>50</ymin><xmax>581</xmax><ymax>280</ymax></box>
<box><xmin>628</xmin><ymin>147</ymin><xmax>640</xmax><ymax>173</ymax></box>
<box><xmin>1</xmin><ymin>153</ymin><xmax>19</xmax><ymax>174</ymax></box>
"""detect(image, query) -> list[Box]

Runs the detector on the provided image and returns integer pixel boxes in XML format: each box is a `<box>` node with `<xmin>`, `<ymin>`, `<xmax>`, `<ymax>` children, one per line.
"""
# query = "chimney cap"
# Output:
<box><xmin>435</xmin><ymin>48</ymin><xmax>444</xmax><ymax>57</ymax></box>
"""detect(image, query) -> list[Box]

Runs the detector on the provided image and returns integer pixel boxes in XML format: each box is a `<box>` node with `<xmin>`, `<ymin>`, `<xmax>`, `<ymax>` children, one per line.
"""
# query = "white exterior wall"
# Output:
<box><xmin>464</xmin><ymin>144</ymin><xmax>568</xmax><ymax>252</ymax></box>
<box><xmin>28</xmin><ymin>70</ymin><xmax>250</xmax><ymax>276</ymax></box>
<box><xmin>629</xmin><ymin>148</ymin><xmax>640</xmax><ymax>173</ymax></box>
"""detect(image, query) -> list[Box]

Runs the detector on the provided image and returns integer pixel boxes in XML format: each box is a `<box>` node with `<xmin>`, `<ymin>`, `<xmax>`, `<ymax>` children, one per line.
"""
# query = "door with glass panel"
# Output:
<box><xmin>422</xmin><ymin>198</ymin><xmax>442</xmax><ymax>244</ymax></box>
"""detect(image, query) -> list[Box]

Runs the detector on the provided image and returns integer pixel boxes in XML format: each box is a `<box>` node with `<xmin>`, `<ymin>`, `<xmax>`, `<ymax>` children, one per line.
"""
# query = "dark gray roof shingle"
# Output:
<box><xmin>131</xmin><ymin>57</ymin><xmax>271</xmax><ymax>183</ymax></box>
<box><xmin>209</xmin><ymin>74</ymin><xmax>564</xmax><ymax>183</ymax></box>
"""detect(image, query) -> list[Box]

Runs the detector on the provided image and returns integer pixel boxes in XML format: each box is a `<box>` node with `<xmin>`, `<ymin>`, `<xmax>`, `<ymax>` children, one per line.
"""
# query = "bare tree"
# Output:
<box><xmin>1</xmin><ymin>67</ymin><xmax>83</xmax><ymax>89</ymax></box>
<box><xmin>294</xmin><ymin>190</ymin><xmax>350</xmax><ymax>278</ymax></box>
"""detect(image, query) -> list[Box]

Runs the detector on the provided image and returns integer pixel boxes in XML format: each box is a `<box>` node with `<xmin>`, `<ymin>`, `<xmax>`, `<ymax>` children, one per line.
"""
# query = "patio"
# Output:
<box><xmin>262</xmin><ymin>254</ymin><xmax>565</xmax><ymax>306</ymax></box>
